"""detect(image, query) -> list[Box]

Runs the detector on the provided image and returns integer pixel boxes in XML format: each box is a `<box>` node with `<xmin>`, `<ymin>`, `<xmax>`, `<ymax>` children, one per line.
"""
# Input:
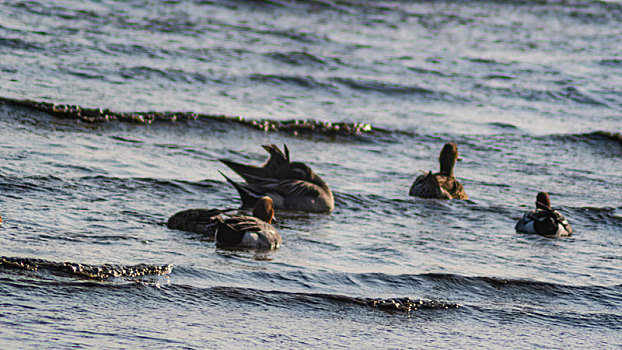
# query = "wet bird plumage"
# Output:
<box><xmin>215</xmin><ymin>197</ymin><xmax>281</xmax><ymax>250</ymax></box>
<box><xmin>220</xmin><ymin>144</ymin><xmax>334</xmax><ymax>212</ymax></box>
<box><xmin>409</xmin><ymin>142</ymin><xmax>468</xmax><ymax>200</ymax></box>
<box><xmin>515</xmin><ymin>192</ymin><xmax>572</xmax><ymax>237</ymax></box>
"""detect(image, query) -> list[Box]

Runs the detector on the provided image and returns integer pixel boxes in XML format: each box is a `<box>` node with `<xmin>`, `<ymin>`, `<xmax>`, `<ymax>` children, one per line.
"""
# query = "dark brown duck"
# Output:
<box><xmin>409</xmin><ymin>142</ymin><xmax>468</xmax><ymax>200</ymax></box>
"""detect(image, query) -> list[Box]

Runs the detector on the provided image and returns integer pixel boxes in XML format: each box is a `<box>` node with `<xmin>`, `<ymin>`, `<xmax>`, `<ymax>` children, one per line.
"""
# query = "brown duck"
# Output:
<box><xmin>220</xmin><ymin>144</ymin><xmax>334</xmax><ymax>213</ymax></box>
<box><xmin>409</xmin><ymin>142</ymin><xmax>468</xmax><ymax>200</ymax></box>
<box><xmin>167</xmin><ymin>197</ymin><xmax>281</xmax><ymax>249</ymax></box>
<box><xmin>215</xmin><ymin>197</ymin><xmax>281</xmax><ymax>250</ymax></box>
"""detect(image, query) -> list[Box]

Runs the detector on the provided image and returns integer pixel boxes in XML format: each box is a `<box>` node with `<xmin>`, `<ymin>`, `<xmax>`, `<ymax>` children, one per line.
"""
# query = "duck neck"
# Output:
<box><xmin>252</xmin><ymin>201</ymin><xmax>274</xmax><ymax>223</ymax></box>
<box><xmin>439</xmin><ymin>159</ymin><xmax>455</xmax><ymax>177</ymax></box>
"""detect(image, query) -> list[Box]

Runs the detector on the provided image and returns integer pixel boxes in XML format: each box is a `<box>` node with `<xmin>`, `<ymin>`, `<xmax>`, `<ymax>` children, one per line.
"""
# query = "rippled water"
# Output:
<box><xmin>1</xmin><ymin>0</ymin><xmax>621</xmax><ymax>348</ymax></box>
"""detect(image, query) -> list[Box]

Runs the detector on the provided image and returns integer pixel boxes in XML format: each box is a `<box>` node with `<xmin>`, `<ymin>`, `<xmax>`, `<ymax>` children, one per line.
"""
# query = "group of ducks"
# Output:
<box><xmin>167</xmin><ymin>142</ymin><xmax>573</xmax><ymax>250</ymax></box>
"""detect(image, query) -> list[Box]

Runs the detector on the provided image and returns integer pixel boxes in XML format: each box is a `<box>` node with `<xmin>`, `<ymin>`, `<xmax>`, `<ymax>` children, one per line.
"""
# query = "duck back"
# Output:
<box><xmin>410</xmin><ymin>172</ymin><xmax>468</xmax><ymax>200</ymax></box>
<box><xmin>515</xmin><ymin>210</ymin><xmax>573</xmax><ymax>237</ymax></box>
<box><xmin>167</xmin><ymin>208</ymin><xmax>223</xmax><ymax>237</ymax></box>
<box><xmin>409</xmin><ymin>171</ymin><xmax>450</xmax><ymax>199</ymax></box>
<box><xmin>215</xmin><ymin>216</ymin><xmax>281</xmax><ymax>250</ymax></box>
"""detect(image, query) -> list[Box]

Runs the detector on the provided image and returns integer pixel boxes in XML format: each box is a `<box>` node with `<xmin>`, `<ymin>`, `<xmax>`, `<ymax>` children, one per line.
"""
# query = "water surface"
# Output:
<box><xmin>0</xmin><ymin>0</ymin><xmax>621</xmax><ymax>348</ymax></box>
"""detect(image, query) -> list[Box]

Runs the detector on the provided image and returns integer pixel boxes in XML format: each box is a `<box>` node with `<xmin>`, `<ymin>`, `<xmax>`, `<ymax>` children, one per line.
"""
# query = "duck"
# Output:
<box><xmin>167</xmin><ymin>208</ymin><xmax>235</xmax><ymax>238</ymax></box>
<box><xmin>409</xmin><ymin>142</ymin><xmax>468</xmax><ymax>200</ymax></box>
<box><xmin>515</xmin><ymin>192</ymin><xmax>573</xmax><ymax>237</ymax></box>
<box><xmin>215</xmin><ymin>196</ymin><xmax>281</xmax><ymax>250</ymax></box>
<box><xmin>220</xmin><ymin>144</ymin><xmax>334</xmax><ymax>213</ymax></box>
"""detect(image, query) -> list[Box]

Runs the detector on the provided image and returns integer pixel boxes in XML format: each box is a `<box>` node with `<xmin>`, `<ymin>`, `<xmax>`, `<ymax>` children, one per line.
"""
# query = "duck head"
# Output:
<box><xmin>252</xmin><ymin>196</ymin><xmax>275</xmax><ymax>224</ymax></box>
<box><xmin>274</xmin><ymin>162</ymin><xmax>312</xmax><ymax>180</ymax></box>
<box><xmin>439</xmin><ymin>142</ymin><xmax>460</xmax><ymax>176</ymax></box>
<box><xmin>536</xmin><ymin>192</ymin><xmax>551</xmax><ymax>210</ymax></box>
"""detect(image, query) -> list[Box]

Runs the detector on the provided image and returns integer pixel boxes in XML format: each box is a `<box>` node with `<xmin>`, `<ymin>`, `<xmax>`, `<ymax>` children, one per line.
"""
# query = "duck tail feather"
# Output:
<box><xmin>219</xmin><ymin>158</ymin><xmax>264</xmax><ymax>180</ymax></box>
<box><xmin>218</xmin><ymin>170</ymin><xmax>262</xmax><ymax>209</ymax></box>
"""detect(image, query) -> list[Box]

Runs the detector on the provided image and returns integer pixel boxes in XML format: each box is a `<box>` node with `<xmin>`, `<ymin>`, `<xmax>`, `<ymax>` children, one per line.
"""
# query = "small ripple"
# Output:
<box><xmin>266</xmin><ymin>51</ymin><xmax>328</xmax><ymax>66</ymax></box>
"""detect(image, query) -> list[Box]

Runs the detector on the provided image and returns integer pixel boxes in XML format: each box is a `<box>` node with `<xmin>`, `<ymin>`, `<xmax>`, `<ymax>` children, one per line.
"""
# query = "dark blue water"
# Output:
<box><xmin>1</xmin><ymin>0</ymin><xmax>621</xmax><ymax>348</ymax></box>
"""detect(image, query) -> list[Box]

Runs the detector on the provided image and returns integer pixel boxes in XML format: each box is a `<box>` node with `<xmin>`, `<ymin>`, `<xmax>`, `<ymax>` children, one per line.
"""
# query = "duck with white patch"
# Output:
<box><xmin>409</xmin><ymin>142</ymin><xmax>468</xmax><ymax>200</ymax></box>
<box><xmin>515</xmin><ymin>192</ymin><xmax>573</xmax><ymax>237</ymax></box>
<box><xmin>215</xmin><ymin>196</ymin><xmax>281</xmax><ymax>250</ymax></box>
<box><xmin>220</xmin><ymin>144</ymin><xmax>334</xmax><ymax>213</ymax></box>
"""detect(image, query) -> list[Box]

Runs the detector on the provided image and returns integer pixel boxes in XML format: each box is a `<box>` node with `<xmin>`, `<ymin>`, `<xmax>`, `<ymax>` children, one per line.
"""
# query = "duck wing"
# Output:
<box><xmin>534</xmin><ymin>210</ymin><xmax>572</xmax><ymax>236</ymax></box>
<box><xmin>216</xmin><ymin>216</ymin><xmax>281</xmax><ymax>249</ymax></box>
<box><xmin>436</xmin><ymin>175</ymin><xmax>469</xmax><ymax>200</ymax></box>
<box><xmin>254</xmin><ymin>178</ymin><xmax>322</xmax><ymax>197</ymax></box>
<box><xmin>409</xmin><ymin>171</ymin><xmax>449</xmax><ymax>199</ymax></box>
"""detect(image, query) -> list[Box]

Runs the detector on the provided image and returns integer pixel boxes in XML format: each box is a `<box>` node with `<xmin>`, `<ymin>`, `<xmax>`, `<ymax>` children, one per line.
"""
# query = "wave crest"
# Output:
<box><xmin>0</xmin><ymin>256</ymin><xmax>173</xmax><ymax>280</ymax></box>
<box><xmin>0</xmin><ymin>96</ymin><xmax>378</xmax><ymax>137</ymax></box>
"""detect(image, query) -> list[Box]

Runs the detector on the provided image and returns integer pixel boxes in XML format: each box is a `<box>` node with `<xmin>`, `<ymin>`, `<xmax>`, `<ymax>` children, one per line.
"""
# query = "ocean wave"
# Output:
<box><xmin>0</xmin><ymin>174</ymin><xmax>71</xmax><ymax>197</ymax></box>
<box><xmin>330</xmin><ymin>77</ymin><xmax>456</xmax><ymax>100</ymax></box>
<box><xmin>160</xmin><ymin>284</ymin><xmax>460</xmax><ymax>313</ymax></box>
<box><xmin>474</xmin><ymin>84</ymin><xmax>608</xmax><ymax>106</ymax></box>
<box><xmin>119</xmin><ymin>65</ymin><xmax>211</xmax><ymax>84</ymax></box>
<box><xmin>599</xmin><ymin>58</ymin><xmax>622</xmax><ymax>68</ymax></box>
<box><xmin>248</xmin><ymin>73</ymin><xmax>335</xmax><ymax>89</ymax></box>
<box><xmin>0</xmin><ymin>256</ymin><xmax>172</xmax><ymax>280</ymax></box>
<box><xmin>171</xmin><ymin>265</ymin><xmax>621</xmax><ymax>309</ymax></box>
<box><xmin>267</xmin><ymin>51</ymin><xmax>329</xmax><ymax>66</ymax></box>
<box><xmin>0</xmin><ymin>37</ymin><xmax>43</xmax><ymax>52</ymax></box>
<box><xmin>568</xmin><ymin>206</ymin><xmax>622</xmax><ymax>227</ymax></box>
<box><xmin>554</xmin><ymin>131</ymin><xmax>622</xmax><ymax>147</ymax></box>
<box><xmin>0</xmin><ymin>172</ymin><xmax>220</xmax><ymax>206</ymax></box>
<box><xmin>0</xmin><ymin>96</ymin><xmax>379</xmax><ymax>137</ymax></box>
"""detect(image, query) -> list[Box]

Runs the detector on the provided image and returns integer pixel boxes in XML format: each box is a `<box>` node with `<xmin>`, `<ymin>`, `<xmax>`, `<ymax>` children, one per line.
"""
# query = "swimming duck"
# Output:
<box><xmin>220</xmin><ymin>144</ymin><xmax>334</xmax><ymax>213</ymax></box>
<box><xmin>167</xmin><ymin>208</ymin><xmax>235</xmax><ymax>238</ymax></box>
<box><xmin>515</xmin><ymin>192</ymin><xmax>573</xmax><ymax>237</ymax></box>
<box><xmin>409</xmin><ymin>142</ymin><xmax>468</xmax><ymax>200</ymax></box>
<box><xmin>215</xmin><ymin>196</ymin><xmax>281</xmax><ymax>250</ymax></box>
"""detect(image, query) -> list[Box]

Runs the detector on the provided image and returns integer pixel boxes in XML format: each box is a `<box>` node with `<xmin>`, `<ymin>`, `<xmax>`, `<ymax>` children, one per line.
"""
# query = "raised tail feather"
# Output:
<box><xmin>218</xmin><ymin>170</ymin><xmax>263</xmax><ymax>209</ymax></box>
<box><xmin>219</xmin><ymin>159</ymin><xmax>268</xmax><ymax>182</ymax></box>
<box><xmin>219</xmin><ymin>144</ymin><xmax>290</xmax><ymax>182</ymax></box>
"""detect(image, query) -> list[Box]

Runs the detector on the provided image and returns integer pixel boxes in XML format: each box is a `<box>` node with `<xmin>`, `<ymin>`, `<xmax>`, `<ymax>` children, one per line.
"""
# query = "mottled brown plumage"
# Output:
<box><xmin>167</xmin><ymin>208</ymin><xmax>233</xmax><ymax>238</ymax></box>
<box><xmin>216</xmin><ymin>197</ymin><xmax>281</xmax><ymax>250</ymax></box>
<box><xmin>220</xmin><ymin>145</ymin><xmax>334</xmax><ymax>212</ymax></box>
<box><xmin>409</xmin><ymin>142</ymin><xmax>468</xmax><ymax>200</ymax></box>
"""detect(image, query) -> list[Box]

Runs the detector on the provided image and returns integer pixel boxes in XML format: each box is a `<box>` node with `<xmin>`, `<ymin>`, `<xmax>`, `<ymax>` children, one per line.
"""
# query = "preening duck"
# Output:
<box><xmin>215</xmin><ymin>196</ymin><xmax>281</xmax><ymax>250</ymax></box>
<box><xmin>409</xmin><ymin>142</ymin><xmax>468</xmax><ymax>200</ymax></box>
<box><xmin>167</xmin><ymin>208</ymin><xmax>235</xmax><ymax>238</ymax></box>
<box><xmin>220</xmin><ymin>144</ymin><xmax>334</xmax><ymax>213</ymax></box>
<box><xmin>515</xmin><ymin>192</ymin><xmax>573</xmax><ymax>237</ymax></box>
